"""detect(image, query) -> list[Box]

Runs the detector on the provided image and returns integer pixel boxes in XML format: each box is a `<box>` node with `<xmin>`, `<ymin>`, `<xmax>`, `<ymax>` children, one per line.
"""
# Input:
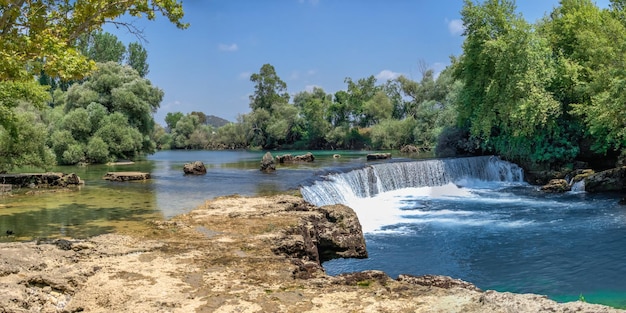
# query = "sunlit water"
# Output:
<box><xmin>2</xmin><ymin>152</ymin><xmax>625</xmax><ymax>308</ymax></box>
<box><xmin>0</xmin><ymin>150</ymin><xmax>391</xmax><ymax>241</ymax></box>
<box><xmin>301</xmin><ymin>157</ymin><xmax>626</xmax><ymax>308</ymax></box>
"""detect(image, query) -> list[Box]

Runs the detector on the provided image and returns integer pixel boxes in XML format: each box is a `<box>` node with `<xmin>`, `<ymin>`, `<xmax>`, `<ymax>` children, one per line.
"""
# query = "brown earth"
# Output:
<box><xmin>1</xmin><ymin>195</ymin><xmax>623</xmax><ymax>313</ymax></box>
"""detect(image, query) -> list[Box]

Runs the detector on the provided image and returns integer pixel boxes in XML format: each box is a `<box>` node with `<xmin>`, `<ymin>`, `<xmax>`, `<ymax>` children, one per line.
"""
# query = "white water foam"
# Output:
<box><xmin>300</xmin><ymin>156</ymin><xmax>528</xmax><ymax>233</ymax></box>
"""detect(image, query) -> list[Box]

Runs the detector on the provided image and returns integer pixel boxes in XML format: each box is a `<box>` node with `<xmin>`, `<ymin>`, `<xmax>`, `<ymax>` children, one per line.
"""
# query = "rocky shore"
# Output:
<box><xmin>1</xmin><ymin>195</ymin><xmax>623</xmax><ymax>312</ymax></box>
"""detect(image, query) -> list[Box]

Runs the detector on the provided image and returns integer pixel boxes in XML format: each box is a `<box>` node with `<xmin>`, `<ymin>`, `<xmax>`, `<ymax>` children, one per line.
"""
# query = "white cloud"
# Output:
<box><xmin>375</xmin><ymin>70</ymin><xmax>402</xmax><ymax>81</ymax></box>
<box><xmin>218</xmin><ymin>43</ymin><xmax>239</xmax><ymax>52</ymax></box>
<box><xmin>239</xmin><ymin>72</ymin><xmax>251</xmax><ymax>80</ymax></box>
<box><xmin>447</xmin><ymin>19</ymin><xmax>465</xmax><ymax>36</ymax></box>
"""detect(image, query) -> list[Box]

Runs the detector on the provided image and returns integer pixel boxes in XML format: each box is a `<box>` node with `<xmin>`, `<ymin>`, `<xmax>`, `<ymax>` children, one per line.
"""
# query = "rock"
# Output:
<box><xmin>276</xmin><ymin>153</ymin><xmax>315</xmax><ymax>163</ymax></box>
<box><xmin>294</xmin><ymin>152</ymin><xmax>315</xmax><ymax>162</ymax></box>
<box><xmin>103</xmin><ymin>172</ymin><xmax>150</xmax><ymax>182</ymax></box>
<box><xmin>275</xmin><ymin>154</ymin><xmax>294</xmax><ymax>163</ymax></box>
<box><xmin>272</xmin><ymin>202</ymin><xmax>367</xmax><ymax>276</ymax></box>
<box><xmin>398</xmin><ymin>274</ymin><xmax>481</xmax><ymax>291</ymax></box>
<box><xmin>584</xmin><ymin>166</ymin><xmax>626</xmax><ymax>193</ymax></box>
<box><xmin>54</xmin><ymin>173</ymin><xmax>81</xmax><ymax>187</ymax></box>
<box><xmin>366</xmin><ymin>153</ymin><xmax>392</xmax><ymax>161</ymax></box>
<box><xmin>0</xmin><ymin>173</ymin><xmax>82</xmax><ymax>188</ymax></box>
<box><xmin>400</xmin><ymin>145</ymin><xmax>420</xmax><ymax>153</ymax></box>
<box><xmin>183</xmin><ymin>161</ymin><xmax>207</xmax><ymax>175</ymax></box>
<box><xmin>260</xmin><ymin>152</ymin><xmax>276</xmax><ymax>172</ymax></box>
<box><xmin>540</xmin><ymin>179</ymin><xmax>570</xmax><ymax>193</ymax></box>
<box><xmin>569</xmin><ymin>169</ymin><xmax>595</xmax><ymax>184</ymax></box>
<box><xmin>333</xmin><ymin>154</ymin><xmax>341</xmax><ymax>158</ymax></box>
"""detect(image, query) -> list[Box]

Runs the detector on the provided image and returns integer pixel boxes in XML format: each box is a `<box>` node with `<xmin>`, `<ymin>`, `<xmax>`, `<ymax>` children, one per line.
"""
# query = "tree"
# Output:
<box><xmin>49</xmin><ymin>62</ymin><xmax>164</xmax><ymax>164</ymax></box>
<box><xmin>127</xmin><ymin>42</ymin><xmax>150</xmax><ymax>77</ymax></box>
<box><xmin>455</xmin><ymin>0</ymin><xmax>568</xmax><ymax>166</ymax></box>
<box><xmin>79</xmin><ymin>31</ymin><xmax>127</xmax><ymax>64</ymax></box>
<box><xmin>0</xmin><ymin>0</ymin><xmax>186</xmax><ymax>170</ymax></box>
<box><xmin>165</xmin><ymin>112</ymin><xmax>184</xmax><ymax>131</ymax></box>
<box><xmin>249</xmin><ymin>64</ymin><xmax>290</xmax><ymax>111</ymax></box>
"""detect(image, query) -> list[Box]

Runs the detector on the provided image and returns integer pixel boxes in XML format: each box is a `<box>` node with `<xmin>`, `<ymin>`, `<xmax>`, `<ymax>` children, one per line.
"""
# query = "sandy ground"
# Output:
<box><xmin>1</xmin><ymin>194</ymin><xmax>624</xmax><ymax>313</ymax></box>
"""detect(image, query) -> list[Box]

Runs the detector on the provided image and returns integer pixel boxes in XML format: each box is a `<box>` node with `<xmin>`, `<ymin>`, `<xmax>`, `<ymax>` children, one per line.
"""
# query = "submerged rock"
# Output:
<box><xmin>183</xmin><ymin>161</ymin><xmax>207</xmax><ymax>175</ymax></box>
<box><xmin>103</xmin><ymin>172</ymin><xmax>150</xmax><ymax>182</ymax></box>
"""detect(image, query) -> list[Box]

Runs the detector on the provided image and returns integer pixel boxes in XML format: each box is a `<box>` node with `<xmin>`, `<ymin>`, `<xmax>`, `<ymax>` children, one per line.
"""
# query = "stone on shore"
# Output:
<box><xmin>260</xmin><ymin>152</ymin><xmax>276</xmax><ymax>172</ymax></box>
<box><xmin>183</xmin><ymin>161</ymin><xmax>207</xmax><ymax>175</ymax></box>
<box><xmin>366</xmin><ymin>153</ymin><xmax>392</xmax><ymax>160</ymax></box>
<box><xmin>103</xmin><ymin>172</ymin><xmax>150</xmax><ymax>182</ymax></box>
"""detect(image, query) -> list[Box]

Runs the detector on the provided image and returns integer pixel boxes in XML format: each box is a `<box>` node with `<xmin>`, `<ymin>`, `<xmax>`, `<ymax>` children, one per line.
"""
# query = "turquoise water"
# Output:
<box><xmin>2</xmin><ymin>152</ymin><xmax>625</xmax><ymax>308</ymax></box>
<box><xmin>301</xmin><ymin>157</ymin><xmax>626</xmax><ymax>309</ymax></box>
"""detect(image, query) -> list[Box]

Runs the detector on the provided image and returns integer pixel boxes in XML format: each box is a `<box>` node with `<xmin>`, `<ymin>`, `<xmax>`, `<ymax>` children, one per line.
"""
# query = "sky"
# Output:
<box><xmin>106</xmin><ymin>0</ymin><xmax>610</xmax><ymax>125</ymax></box>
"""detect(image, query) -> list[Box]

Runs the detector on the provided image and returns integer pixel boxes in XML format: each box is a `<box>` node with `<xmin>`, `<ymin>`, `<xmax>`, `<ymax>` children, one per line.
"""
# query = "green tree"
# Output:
<box><xmin>293</xmin><ymin>87</ymin><xmax>333</xmax><ymax>148</ymax></box>
<box><xmin>249</xmin><ymin>64</ymin><xmax>290</xmax><ymax>111</ymax></box>
<box><xmin>165</xmin><ymin>112</ymin><xmax>185</xmax><ymax>131</ymax></box>
<box><xmin>79</xmin><ymin>31</ymin><xmax>127</xmax><ymax>64</ymax></box>
<box><xmin>0</xmin><ymin>0</ymin><xmax>186</xmax><ymax>170</ymax></box>
<box><xmin>127</xmin><ymin>42</ymin><xmax>150</xmax><ymax>77</ymax></box>
<box><xmin>455</xmin><ymin>0</ymin><xmax>568</xmax><ymax>166</ymax></box>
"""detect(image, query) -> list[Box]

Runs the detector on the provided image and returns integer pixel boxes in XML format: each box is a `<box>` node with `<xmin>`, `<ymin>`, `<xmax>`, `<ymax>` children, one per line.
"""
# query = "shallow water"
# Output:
<box><xmin>0</xmin><ymin>150</ymin><xmax>397</xmax><ymax>242</ymax></box>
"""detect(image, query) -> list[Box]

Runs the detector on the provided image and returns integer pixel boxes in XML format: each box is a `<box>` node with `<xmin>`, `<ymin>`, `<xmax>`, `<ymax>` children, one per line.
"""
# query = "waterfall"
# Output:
<box><xmin>300</xmin><ymin>156</ymin><xmax>524</xmax><ymax>207</ymax></box>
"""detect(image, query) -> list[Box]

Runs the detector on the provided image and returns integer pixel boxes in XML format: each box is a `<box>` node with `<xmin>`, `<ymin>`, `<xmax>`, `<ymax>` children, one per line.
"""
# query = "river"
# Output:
<box><xmin>1</xmin><ymin>151</ymin><xmax>625</xmax><ymax>308</ymax></box>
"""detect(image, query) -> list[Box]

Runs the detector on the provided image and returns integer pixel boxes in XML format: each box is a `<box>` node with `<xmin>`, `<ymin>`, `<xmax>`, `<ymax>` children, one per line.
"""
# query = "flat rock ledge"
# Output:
<box><xmin>103</xmin><ymin>172</ymin><xmax>150</xmax><ymax>182</ymax></box>
<box><xmin>0</xmin><ymin>195</ymin><xmax>623</xmax><ymax>313</ymax></box>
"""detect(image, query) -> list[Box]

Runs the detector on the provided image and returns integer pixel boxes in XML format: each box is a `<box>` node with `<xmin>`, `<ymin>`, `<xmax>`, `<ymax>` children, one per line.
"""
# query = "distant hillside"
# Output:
<box><xmin>206</xmin><ymin>115</ymin><xmax>231</xmax><ymax>128</ymax></box>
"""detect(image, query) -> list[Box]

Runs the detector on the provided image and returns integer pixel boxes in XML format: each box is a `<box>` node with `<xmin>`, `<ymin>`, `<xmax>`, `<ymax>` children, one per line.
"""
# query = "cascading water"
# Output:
<box><xmin>311</xmin><ymin>155</ymin><xmax>626</xmax><ymax>308</ymax></box>
<box><xmin>301</xmin><ymin>156</ymin><xmax>524</xmax><ymax>207</ymax></box>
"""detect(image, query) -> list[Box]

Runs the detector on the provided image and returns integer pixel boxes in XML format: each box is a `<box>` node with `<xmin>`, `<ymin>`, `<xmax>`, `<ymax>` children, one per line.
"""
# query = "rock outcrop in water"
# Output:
<box><xmin>584</xmin><ymin>166</ymin><xmax>626</xmax><ymax>193</ymax></box>
<box><xmin>260</xmin><ymin>152</ymin><xmax>276</xmax><ymax>172</ymax></box>
<box><xmin>183</xmin><ymin>161</ymin><xmax>207</xmax><ymax>175</ymax></box>
<box><xmin>0</xmin><ymin>173</ymin><xmax>82</xmax><ymax>188</ymax></box>
<box><xmin>276</xmin><ymin>152</ymin><xmax>315</xmax><ymax>163</ymax></box>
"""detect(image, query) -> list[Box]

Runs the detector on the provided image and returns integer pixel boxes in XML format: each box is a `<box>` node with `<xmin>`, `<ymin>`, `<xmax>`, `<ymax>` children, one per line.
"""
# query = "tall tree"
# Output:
<box><xmin>127</xmin><ymin>42</ymin><xmax>150</xmax><ymax>77</ymax></box>
<box><xmin>249</xmin><ymin>64</ymin><xmax>289</xmax><ymax>111</ymax></box>
<box><xmin>79</xmin><ymin>31</ymin><xmax>127</xmax><ymax>64</ymax></box>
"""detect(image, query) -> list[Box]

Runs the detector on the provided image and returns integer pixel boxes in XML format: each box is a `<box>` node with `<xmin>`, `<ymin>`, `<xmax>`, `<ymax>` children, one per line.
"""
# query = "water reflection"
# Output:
<box><xmin>0</xmin><ymin>150</ymin><xmax>418</xmax><ymax>242</ymax></box>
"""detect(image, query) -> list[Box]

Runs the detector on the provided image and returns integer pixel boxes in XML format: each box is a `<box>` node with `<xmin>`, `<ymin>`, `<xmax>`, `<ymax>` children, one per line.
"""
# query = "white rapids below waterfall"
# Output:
<box><xmin>300</xmin><ymin>156</ymin><xmax>526</xmax><ymax>233</ymax></box>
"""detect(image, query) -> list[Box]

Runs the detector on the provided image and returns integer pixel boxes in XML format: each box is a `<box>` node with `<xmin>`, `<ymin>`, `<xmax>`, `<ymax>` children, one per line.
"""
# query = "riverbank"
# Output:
<box><xmin>1</xmin><ymin>194</ymin><xmax>623</xmax><ymax>312</ymax></box>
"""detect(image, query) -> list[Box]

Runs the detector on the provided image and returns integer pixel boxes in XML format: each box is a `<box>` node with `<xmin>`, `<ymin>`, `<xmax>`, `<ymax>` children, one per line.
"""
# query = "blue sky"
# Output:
<box><xmin>107</xmin><ymin>0</ymin><xmax>610</xmax><ymax>125</ymax></box>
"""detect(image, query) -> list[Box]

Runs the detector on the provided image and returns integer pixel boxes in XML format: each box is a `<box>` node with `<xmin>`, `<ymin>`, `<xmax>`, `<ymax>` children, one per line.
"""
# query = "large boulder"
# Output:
<box><xmin>260</xmin><ymin>152</ymin><xmax>276</xmax><ymax>172</ymax></box>
<box><xmin>584</xmin><ymin>166</ymin><xmax>626</xmax><ymax>193</ymax></box>
<box><xmin>183</xmin><ymin>161</ymin><xmax>207</xmax><ymax>175</ymax></box>
<box><xmin>272</xmin><ymin>202</ymin><xmax>367</xmax><ymax>278</ymax></box>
